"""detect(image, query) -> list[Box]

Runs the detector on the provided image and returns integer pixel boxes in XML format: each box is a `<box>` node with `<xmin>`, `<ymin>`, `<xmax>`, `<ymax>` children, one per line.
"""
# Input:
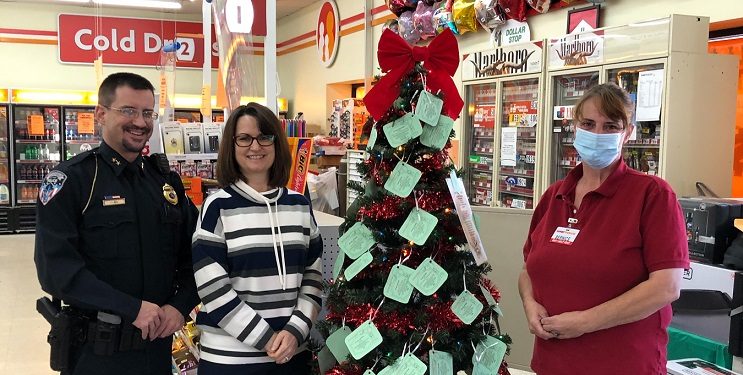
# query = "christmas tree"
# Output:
<box><xmin>315</xmin><ymin>29</ymin><xmax>511</xmax><ymax>375</ymax></box>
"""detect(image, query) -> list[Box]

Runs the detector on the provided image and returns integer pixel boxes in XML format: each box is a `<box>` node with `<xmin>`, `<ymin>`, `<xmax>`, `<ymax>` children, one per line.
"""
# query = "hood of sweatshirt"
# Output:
<box><xmin>232</xmin><ymin>180</ymin><xmax>288</xmax><ymax>290</ymax></box>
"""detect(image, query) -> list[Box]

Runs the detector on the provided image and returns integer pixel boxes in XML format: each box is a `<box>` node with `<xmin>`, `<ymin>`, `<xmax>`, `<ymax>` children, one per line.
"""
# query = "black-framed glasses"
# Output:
<box><xmin>102</xmin><ymin>105</ymin><xmax>159</xmax><ymax>121</ymax></box>
<box><xmin>234</xmin><ymin>134</ymin><xmax>276</xmax><ymax>147</ymax></box>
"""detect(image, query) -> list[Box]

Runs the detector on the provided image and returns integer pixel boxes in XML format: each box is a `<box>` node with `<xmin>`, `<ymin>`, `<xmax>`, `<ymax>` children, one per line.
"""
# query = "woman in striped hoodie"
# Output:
<box><xmin>192</xmin><ymin>103</ymin><xmax>323</xmax><ymax>375</ymax></box>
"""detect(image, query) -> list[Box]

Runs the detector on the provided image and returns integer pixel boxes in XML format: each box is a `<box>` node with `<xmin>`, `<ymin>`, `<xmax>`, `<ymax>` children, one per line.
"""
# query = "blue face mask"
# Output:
<box><xmin>573</xmin><ymin>127</ymin><xmax>624</xmax><ymax>169</ymax></box>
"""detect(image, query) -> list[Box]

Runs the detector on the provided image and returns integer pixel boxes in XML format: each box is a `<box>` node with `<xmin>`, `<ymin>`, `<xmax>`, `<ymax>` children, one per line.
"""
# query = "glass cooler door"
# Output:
<box><xmin>496</xmin><ymin>78</ymin><xmax>540</xmax><ymax>210</ymax></box>
<box><xmin>606</xmin><ymin>62</ymin><xmax>665</xmax><ymax>175</ymax></box>
<box><xmin>465</xmin><ymin>82</ymin><xmax>497</xmax><ymax>207</ymax></box>
<box><xmin>0</xmin><ymin>105</ymin><xmax>10</xmax><ymax>205</ymax></box>
<box><xmin>548</xmin><ymin>71</ymin><xmax>600</xmax><ymax>185</ymax></box>
<box><xmin>12</xmin><ymin>105</ymin><xmax>62</xmax><ymax>205</ymax></box>
<box><xmin>63</xmin><ymin>106</ymin><xmax>100</xmax><ymax>160</ymax></box>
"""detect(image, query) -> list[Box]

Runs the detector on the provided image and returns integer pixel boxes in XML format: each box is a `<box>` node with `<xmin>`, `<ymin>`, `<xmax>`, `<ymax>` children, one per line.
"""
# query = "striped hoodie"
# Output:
<box><xmin>192</xmin><ymin>180</ymin><xmax>323</xmax><ymax>366</ymax></box>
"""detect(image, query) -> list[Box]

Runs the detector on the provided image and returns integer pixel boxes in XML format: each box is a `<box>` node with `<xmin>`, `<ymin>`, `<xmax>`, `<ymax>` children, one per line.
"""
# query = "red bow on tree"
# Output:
<box><xmin>363</xmin><ymin>28</ymin><xmax>464</xmax><ymax>121</ymax></box>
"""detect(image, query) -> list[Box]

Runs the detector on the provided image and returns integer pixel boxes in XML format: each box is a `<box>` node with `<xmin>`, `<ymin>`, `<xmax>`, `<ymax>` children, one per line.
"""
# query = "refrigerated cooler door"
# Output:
<box><xmin>13</xmin><ymin>105</ymin><xmax>62</xmax><ymax>205</ymax></box>
<box><xmin>63</xmin><ymin>106</ymin><xmax>101</xmax><ymax>160</ymax></box>
<box><xmin>549</xmin><ymin>71</ymin><xmax>600</xmax><ymax>185</ymax></box>
<box><xmin>0</xmin><ymin>105</ymin><xmax>10</xmax><ymax>206</ymax></box>
<box><xmin>497</xmin><ymin>78</ymin><xmax>539</xmax><ymax>210</ymax></box>
<box><xmin>465</xmin><ymin>83</ymin><xmax>497</xmax><ymax>207</ymax></box>
<box><xmin>606</xmin><ymin>63</ymin><xmax>665</xmax><ymax>175</ymax></box>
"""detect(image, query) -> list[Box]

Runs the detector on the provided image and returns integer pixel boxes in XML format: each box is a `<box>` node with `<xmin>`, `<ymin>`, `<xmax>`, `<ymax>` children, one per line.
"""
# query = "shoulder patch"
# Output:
<box><xmin>39</xmin><ymin>170</ymin><xmax>68</xmax><ymax>205</ymax></box>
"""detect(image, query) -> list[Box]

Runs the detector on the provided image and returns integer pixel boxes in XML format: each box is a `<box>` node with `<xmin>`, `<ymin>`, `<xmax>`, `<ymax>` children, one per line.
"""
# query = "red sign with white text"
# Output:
<box><xmin>58</xmin><ymin>14</ymin><xmax>221</xmax><ymax>68</ymax></box>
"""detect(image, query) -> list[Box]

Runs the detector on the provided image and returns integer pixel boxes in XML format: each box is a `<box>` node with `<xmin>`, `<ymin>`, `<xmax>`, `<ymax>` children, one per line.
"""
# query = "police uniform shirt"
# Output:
<box><xmin>34</xmin><ymin>141</ymin><xmax>199</xmax><ymax>322</ymax></box>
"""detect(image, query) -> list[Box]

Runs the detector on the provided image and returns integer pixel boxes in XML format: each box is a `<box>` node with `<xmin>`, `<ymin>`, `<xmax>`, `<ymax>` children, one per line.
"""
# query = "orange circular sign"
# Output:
<box><xmin>316</xmin><ymin>0</ymin><xmax>340</xmax><ymax>67</ymax></box>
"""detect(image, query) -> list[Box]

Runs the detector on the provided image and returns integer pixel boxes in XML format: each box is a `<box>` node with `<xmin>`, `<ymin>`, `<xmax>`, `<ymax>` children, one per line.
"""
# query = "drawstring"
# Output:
<box><xmin>263</xmin><ymin>196</ymin><xmax>287</xmax><ymax>290</ymax></box>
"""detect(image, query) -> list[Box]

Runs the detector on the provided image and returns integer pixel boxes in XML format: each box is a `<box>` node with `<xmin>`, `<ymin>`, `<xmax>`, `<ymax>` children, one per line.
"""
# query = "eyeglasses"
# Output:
<box><xmin>103</xmin><ymin>105</ymin><xmax>159</xmax><ymax>121</ymax></box>
<box><xmin>576</xmin><ymin>120</ymin><xmax>624</xmax><ymax>134</ymax></box>
<box><xmin>234</xmin><ymin>134</ymin><xmax>276</xmax><ymax>147</ymax></box>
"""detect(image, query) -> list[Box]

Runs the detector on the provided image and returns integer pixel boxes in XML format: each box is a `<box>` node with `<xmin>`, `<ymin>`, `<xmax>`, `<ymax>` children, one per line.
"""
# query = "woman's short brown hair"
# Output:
<box><xmin>573</xmin><ymin>83</ymin><xmax>634</xmax><ymax>129</ymax></box>
<box><xmin>216</xmin><ymin>103</ymin><xmax>292</xmax><ymax>188</ymax></box>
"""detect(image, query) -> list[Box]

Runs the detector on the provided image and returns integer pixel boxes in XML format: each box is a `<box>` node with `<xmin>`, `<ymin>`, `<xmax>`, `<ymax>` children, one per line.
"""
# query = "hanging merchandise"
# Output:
<box><xmin>526</xmin><ymin>0</ymin><xmax>550</xmax><ymax>13</ymax></box>
<box><xmin>413</xmin><ymin>1</ymin><xmax>437</xmax><ymax>40</ymax></box>
<box><xmin>452</xmin><ymin>0</ymin><xmax>478</xmax><ymax>34</ymax></box>
<box><xmin>158</xmin><ymin>41</ymin><xmax>178</xmax><ymax>122</ymax></box>
<box><xmin>281</xmin><ymin>119</ymin><xmax>307</xmax><ymax>138</ymax></box>
<box><xmin>474</xmin><ymin>0</ymin><xmax>506</xmax><ymax>31</ymax></box>
<box><xmin>398</xmin><ymin>11</ymin><xmax>422</xmax><ymax>44</ymax></box>
<box><xmin>386</xmin><ymin>0</ymin><xmax>411</xmax><ymax>16</ymax></box>
<box><xmin>498</xmin><ymin>0</ymin><xmax>527</xmax><ymax>22</ymax></box>
<box><xmin>211</xmin><ymin>0</ymin><xmax>259</xmax><ymax>112</ymax></box>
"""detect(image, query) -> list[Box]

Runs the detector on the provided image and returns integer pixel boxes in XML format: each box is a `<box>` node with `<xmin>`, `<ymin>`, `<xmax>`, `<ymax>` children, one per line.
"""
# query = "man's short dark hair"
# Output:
<box><xmin>98</xmin><ymin>72</ymin><xmax>155</xmax><ymax>106</ymax></box>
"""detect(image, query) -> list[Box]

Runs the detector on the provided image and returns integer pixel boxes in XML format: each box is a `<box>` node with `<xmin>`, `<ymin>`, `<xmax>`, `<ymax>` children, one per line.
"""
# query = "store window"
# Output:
<box><xmin>709</xmin><ymin>33</ymin><xmax>743</xmax><ymax>196</ymax></box>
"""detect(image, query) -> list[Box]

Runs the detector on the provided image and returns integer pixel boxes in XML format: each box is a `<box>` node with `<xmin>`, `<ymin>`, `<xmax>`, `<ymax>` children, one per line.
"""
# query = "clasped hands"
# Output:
<box><xmin>132</xmin><ymin>301</ymin><xmax>185</xmax><ymax>340</ymax></box>
<box><xmin>266</xmin><ymin>330</ymin><xmax>299</xmax><ymax>364</ymax></box>
<box><xmin>524</xmin><ymin>299</ymin><xmax>588</xmax><ymax>340</ymax></box>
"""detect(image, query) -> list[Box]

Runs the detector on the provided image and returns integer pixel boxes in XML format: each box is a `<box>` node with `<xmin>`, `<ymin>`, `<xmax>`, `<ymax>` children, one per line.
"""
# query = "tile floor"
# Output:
<box><xmin>0</xmin><ymin>234</ymin><xmax>535</xmax><ymax>375</ymax></box>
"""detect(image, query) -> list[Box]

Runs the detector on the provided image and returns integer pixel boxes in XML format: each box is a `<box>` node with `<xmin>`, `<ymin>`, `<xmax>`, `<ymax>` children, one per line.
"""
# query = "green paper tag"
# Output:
<box><xmin>383</xmin><ymin>113</ymin><xmax>422</xmax><ymax>147</ymax></box>
<box><xmin>451</xmin><ymin>290</ymin><xmax>484</xmax><ymax>324</ymax></box>
<box><xmin>339</xmin><ymin>222</ymin><xmax>376</xmax><ymax>260</ymax></box>
<box><xmin>326</xmin><ymin>326</ymin><xmax>352</xmax><ymax>363</ymax></box>
<box><xmin>363</xmin><ymin>370</ymin><xmax>376</xmax><ymax>375</ymax></box>
<box><xmin>383</xmin><ymin>264</ymin><xmax>416</xmax><ymax>304</ymax></box>
<box><xmin>333</xmin><ymin>251</ymin><xmax>345</xmax><ymax>280</ymax></box>
<box><xmin>415</xmin><ymin>91</ymin><xmax>444</xmax><ymax>126</ymax></box>
<box><xmin>494</xmin><ymin>303</ymin><xmax>504</xmax><ymax>317</ymax></box>
<box><xmin>429</xmin><ymin>350</ymin><xmax>453</xmax><ymax>375</ymax></box>
<box><xmin>397</xmin><ymin>353</ymin><xmax>427</xmax><ymax>375</ymax></box>
<box><xmin>420</xmin><ymin>115</ymin><xmax>455</xmax><ymax>150</ymax></box>
<box><xmin>410</xmin><ymin>258</ymin><xmax>448</xmax><ymax>296</ymax></box>
<box><xmin>384</xmin><ymin>162</ymin><xmax>422</xmax><ymax>198</ymax></box>
<box><xmin>345</xmin><ymin>320</ymin><xmax>384</xmax><ymax>360</ymax></box>
<box><xmin>479</xmin><ymin>283</ymin><xmax>497</xmax><ymax>308</ymax></box>
<box><xmin>398</xmin><ymin>208</ymin><xmax>438</xmax><ymax>245</ymax></box>
<box><xmin>345</xmin><ymin>251</ymin><xmax>373</xmax><ymax>281</ymax></box>
<box><xmin>472</xmin><ymin>336</ymin><xmax>507</xmax><ymax>372</ymax></box>
<box><xmin>318</xmin><ymin>345</ymin><xmax>337</xmax><ymax>373</ymax></box>
<box><xmin>367</xmin><ymin>127</ymin><xmax>378</xmax><ymax>152</ymax></box>
<box><xmin>473</xmin><ymin>213</ymin><xmax>481</xmax><ymax>233</ymax></box>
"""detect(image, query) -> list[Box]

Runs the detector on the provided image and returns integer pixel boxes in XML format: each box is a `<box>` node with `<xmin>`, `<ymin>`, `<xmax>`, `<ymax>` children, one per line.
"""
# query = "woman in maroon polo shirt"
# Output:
<box><xmin>519</xmin><ymin>83</ymin><xmax>689</xmax><ymax>374</ymax></box>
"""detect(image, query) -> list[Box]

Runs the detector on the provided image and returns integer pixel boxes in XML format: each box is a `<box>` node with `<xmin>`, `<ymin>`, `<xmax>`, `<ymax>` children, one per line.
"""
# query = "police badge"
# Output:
<box><xmin>39</xmin><ymin>170</ymin><xmax>67</xmax><ymax>205</ymax></box>
<box><xmin>162</xmin><ymin>183</ymin><xmax>178</xmax><ymax>205</ymax></box>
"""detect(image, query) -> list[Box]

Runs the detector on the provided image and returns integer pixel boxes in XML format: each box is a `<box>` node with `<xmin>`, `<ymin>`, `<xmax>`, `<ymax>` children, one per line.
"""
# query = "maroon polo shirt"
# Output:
<box><xmin>523</xmin><ymin>161</ymin><xmax>689</xmax><ymax>375</ymax></box>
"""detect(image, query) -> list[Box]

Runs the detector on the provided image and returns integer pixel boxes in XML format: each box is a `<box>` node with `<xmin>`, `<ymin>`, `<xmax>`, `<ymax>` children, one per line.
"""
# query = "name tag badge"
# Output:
<box><xmin>102</xmin><ymin>195</ymin><xmax>126</xmax><ymax>206</ymax></box>
<box><xmin>550</xmin><ymin>226</ymin><xmax>580</xmax><ymax>245</ymax></box>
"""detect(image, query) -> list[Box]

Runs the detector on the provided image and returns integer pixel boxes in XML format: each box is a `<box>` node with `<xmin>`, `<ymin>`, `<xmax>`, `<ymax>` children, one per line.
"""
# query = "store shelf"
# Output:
<box><xmin>168</xmin><ymin>153</ymin><xmax>218</xmax><ymax>161</ymax></box>
<box><xmin>0</xmin><ymin>137</ymin><xmax>7</xmax><ymax>142</ymax></box>
<box><xmin>499</xmin><ymin>189</ymin><xmax>533</xmax><ymax>198</ymax></box>
<box><xmin>16</xmin><ymin>139</ymin><xmax>56</xmax><ymax>144</ymax></box>
<box><xmin>17</xmin><ymin>180</ymin><xmax>41</xmax><ymax>184</ymax></box>
<box><xmin>16</xmin><ymin>159</ymin><xmax>58</xmax><ymax>164</ymax></box>
<box><xmin>472</xmin><ymin>148</ymin><xmax>494</xmax><ymax>154</ymax></box>
<box><xmin>0</xmin><ymin>180</ymin><xmax>8</xmax><ymax>184</ymax></box>
<box><xmin>499</xmin><ymin>170</ymin><xmax>535</xmax><ymax>178</ymax></box>
<box><xmin>471</xmin><ymin>181</ymin><xmax>493</xmax><ymax>189</ymax></box>
<box><xmin>625</xmin><ymin>144</ymin><xmax>661</xmax><ymax>148</ymax></box>
<box><xmin>17</xmin><ymin>199</ymin><xmax>35</xmax><ymax>204</ymax></box>
<box><xmin>67</xmin><ymin>139</ymin><xmax>101</xmax><ymax>144</ymax></box>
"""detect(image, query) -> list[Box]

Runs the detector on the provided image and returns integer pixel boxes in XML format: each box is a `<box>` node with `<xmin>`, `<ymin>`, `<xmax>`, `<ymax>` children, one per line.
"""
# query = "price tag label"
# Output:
<box><xmin>28</xmin><ymin>115</ymin><xmax>44</xmax><ymax>136</ymax></box>
<box><xmin>201</xmin><ymin>84</ymin><xmax>212</xmax><ymax>118</ymax></box>
<box><xmin>410</xmin><ymin>258</ymin><xmax>448</xmax><ymax>296</ymax></box>
<box><xmin>159</xmin><ymin>74</ymin><xmax>168</xmax><ymax>110</ymax></box>
<box><xmin>398</xmin><ymin>208</ymin><xmax>438</xmax><ymax>245</ymax></box>
<box><xmin>333</xmin><ymin>251</ymin><xmax>345</xmax><ymax>280</ymax></box>
<box><xmin>338</xmin><ymin>222</ymin><xmax>376</xmax><ymax>259</ymax></box>
<box><xmin>344</xmin><ymin>251</ymin><xmax>373</xmax><ymax>281</ymax></box>
<box><xmin>383</xmin><ymin>264</ymin><xmax>416</xmax><ymax>304</ymax></box>
<box><xmin>384</xmin><ymin>162</ymin><xmax>422</xmax><ymax>198</ymax></box>
<box><xmin>421</xmin><ymin>115</ymin><xmax>454</xmax><ymax>150</ymax></box>
<box><xmin>345</xmin><ymin>320</ymin><xmax>384</xmax><ymax>360</ymax></box>
<box><xmin>479</xmin><ymin>283</ymin><xmax>498</xmax><ymax>308</ymax></box>
<box><xmin>78</xmin><ymin>112</ymin><xmax>95</xmax><ymax>134</ymax></box>
<box><xmin>414</xmin><ymin>91</ymin><xmax>444</xmax><ymax>126</ymax></box>
<box><xmin>451</xmin><ymin>290</ymin><xmax>484</xmax><ymax>324</ymax></box>
<box><xmin>318</xmin><ymin>345</ymin><xmax>337</xmax><ymax>373</ymax></box>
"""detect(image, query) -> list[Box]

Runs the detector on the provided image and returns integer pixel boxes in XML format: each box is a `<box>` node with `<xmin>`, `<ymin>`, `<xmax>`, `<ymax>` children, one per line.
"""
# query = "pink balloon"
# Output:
<box><xmin>413</xmin><ymin>2</ymin><xmax>436</xmax><ymax>40</ymax></box>
<box><xmin>398</xmin><ymin>11</ymin><xmax>422</xmax><ymax>44</ymax></box>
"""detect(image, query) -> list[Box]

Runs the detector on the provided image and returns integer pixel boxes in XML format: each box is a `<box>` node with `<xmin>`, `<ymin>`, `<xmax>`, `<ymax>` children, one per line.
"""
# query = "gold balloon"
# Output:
<box><xmin>452</xmin><ymin>0</ymin><xmax>478</xmax><ymax>35</ymax></box>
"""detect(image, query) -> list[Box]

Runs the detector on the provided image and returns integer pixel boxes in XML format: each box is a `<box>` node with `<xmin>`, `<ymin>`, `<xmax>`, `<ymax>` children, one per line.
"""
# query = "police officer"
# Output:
<box><xmin>34</xmin><ymin>72</ymin><xmax>199</xmax><ymax>374</ymax></box>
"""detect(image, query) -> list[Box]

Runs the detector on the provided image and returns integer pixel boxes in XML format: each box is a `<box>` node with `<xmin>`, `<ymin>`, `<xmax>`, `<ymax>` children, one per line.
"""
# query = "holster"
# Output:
<box><xmin>36</xmin><ymin>297</ymin><xmax>87</xmax><ymax>372</ymax></box>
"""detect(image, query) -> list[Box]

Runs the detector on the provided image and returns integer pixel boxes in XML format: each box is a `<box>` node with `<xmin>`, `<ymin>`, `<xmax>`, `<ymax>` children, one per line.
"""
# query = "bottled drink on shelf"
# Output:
<box><xmin>0</xmin><ymin>163</ymin><xmax>7</xmax><ymax>181</ymax></box>
<box><xmin>41</xmin><ymin>144</ymin><xmax>49</xmax><ymax>160</ymax></box>
<box><xmin>33</xmin><ymin>185</ymin><xmax>39</xmax><ymax>200</ymax></box>
<box><xmin>21</xmin><ymin>185</ymin><xmax>28</xmax><ymax>201</ymax></box>
<box><xmin>43</xmin><ymin>165</ymin><xmax>50</xmax><ymax>177</ymax></box>
<box><xmin>32</xmin><ymin>165</ymin><xmax>39</xmax><ymax>180</ymax></box>
<box><xmin>19</xmin><ymin>165</ymin><xmax>26</xmax><ymax>180</ymax></box>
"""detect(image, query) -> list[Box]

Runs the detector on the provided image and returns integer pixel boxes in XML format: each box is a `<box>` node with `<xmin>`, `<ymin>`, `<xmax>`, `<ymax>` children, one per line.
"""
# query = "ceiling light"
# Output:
<box><xmin>92</xmin><ymin>0</ymin><xmax>182</xmax><ymax>9</ymax></box>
